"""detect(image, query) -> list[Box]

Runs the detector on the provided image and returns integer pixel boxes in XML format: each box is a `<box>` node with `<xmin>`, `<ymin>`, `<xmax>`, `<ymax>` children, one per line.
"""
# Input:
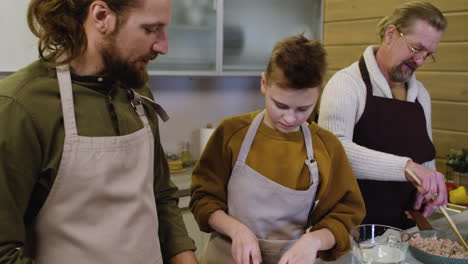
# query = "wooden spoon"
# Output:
<box><xmin>408</xmin><ymin>210</ymin><xmax>433</xmax><ymax>231</ymax></box>
<box><xmin>405</xmin><ymin>167</ymin><xmax>468</xmax><ymax>250</ymax></box>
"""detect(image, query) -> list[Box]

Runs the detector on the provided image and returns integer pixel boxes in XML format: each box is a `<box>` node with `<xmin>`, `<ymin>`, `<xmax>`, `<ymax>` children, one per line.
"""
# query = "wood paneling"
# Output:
<box><xmin>422</xmin><ymin>43</ymin><xmax>468</xmax><ymax>72</ymax></box>
<box><xmin>432</xmin><ymin>101</ymin><xmax>468</xmax><ymax>132</ymax></box>
<box><xmin>417</xmin><ymin>72</ymin><xmax>468</xmax><ymax>102</ymax></box>
<box><xmin>324</xmin><ymin>13</ymin><xmax>468</xmax><ymax>45</ymax></box>
<box><xmin>326</xmin><ymin>45</ymin><xmax>366</xmax><ymax>71</ymax></box>
<box><xmin>443</xmin><ymin>13</ymin><xmax>468</xmax><ymax>42</ymax></box>
<box><xmin>325</xmin><ymin>0</ymin><xmax>468</xmax><ymax>22</ymax></box>
<box><xmin>433</xmin><ymin>129</ymin><xmax>468</xmax><ymax>158</ymax></box>
<box><xmin>326</xmin><ymin>43</ymin><xmax>468</xmax><ymax>72</ymax></box>
<box><xmin>435</xmin><ymin>158</ymin><xmax>447</xmax><ymax>173</ymax></box>
<box><xmin>324</xmin><ymin>19</ymin><xmax>379</xmax><ymax>45</ymax></box>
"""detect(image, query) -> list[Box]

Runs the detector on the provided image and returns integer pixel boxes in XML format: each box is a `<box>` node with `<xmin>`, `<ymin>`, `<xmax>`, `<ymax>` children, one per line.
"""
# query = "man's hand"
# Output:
<box><xmin>169</xmin><ymin>250</ymin><xmax>198</xmax><ymax>264</ymax></box>
<box><xmin>406</xmin><ymin>193</ymin><xmax>438</xmax><ymax>219</ymax></box>
<box><xmin>405</xmin><ymin>161</ymin><xmax>447</xmax><ymax>217</ymax></box>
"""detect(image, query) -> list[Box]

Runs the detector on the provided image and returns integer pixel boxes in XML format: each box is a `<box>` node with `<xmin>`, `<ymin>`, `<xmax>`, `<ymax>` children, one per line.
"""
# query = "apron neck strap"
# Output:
<box><xmin>130</xmin><ymin>89</ymin><xmax>170</xmax><ymax>122</ymax></box>
<box><xmin>301</xmin><ymin>122</ymin><xmax>314</xmax><ymax>163</ymax></box>
<box><xmin>56</xmin><ymin>64</ymin><xmax>79</xmax><ymax>137</ymax></box>
<box><xmin>237</xmin><ymin>111</ymin><xmax>265</xmax><ymax>163</ymax></box>
<box><xmin>358</xmin><ymin>56</ymin><xmax>373</xmax><ymax>96</ymax></box>
<box><xmin>237</xmin><ymin>111</ymin><xmax>316</xmax><ymax>167</ymax></box>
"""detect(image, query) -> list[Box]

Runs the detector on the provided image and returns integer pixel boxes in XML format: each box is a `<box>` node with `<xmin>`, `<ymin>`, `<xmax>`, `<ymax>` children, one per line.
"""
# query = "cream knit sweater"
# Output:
<box><xmin>318</xmin><ymin>45</ymin><xmax>436</xmax><ymax>182</ymax></box>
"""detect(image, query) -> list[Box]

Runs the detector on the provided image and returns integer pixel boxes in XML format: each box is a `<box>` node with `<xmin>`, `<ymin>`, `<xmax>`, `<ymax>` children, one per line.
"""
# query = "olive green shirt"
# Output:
<box><xmin>0</xmin><ymin>60</ymin><xmax>195</xmax><ymax>263</ymax></box>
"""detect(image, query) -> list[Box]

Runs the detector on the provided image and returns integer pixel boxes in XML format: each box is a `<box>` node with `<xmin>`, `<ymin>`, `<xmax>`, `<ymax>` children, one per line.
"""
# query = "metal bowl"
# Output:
<box><xmin>409</xmin><ymin>230</ymin><xmax>468</xmax><ymax>264</ymax></box>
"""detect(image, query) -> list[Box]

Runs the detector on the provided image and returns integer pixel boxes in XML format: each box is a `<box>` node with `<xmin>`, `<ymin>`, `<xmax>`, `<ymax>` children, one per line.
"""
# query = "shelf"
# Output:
<box><xmin>149</xmin><ymin>57</ymin><xmax>216</xmax><ymax>72</ymax></box>
<box><xmin>169</xmin><ymin>24</ymin><xmax>216</xmax><ymax>31</ymax></box>
<box><xmin>170</xmin><ymin>166</ymin><xmax>193</xmax><ymax>197</ymax></box>
<box><xmin>223</xmin><ymin>64</ymin><xmax>266</xmax><ymax>72</ymax></box>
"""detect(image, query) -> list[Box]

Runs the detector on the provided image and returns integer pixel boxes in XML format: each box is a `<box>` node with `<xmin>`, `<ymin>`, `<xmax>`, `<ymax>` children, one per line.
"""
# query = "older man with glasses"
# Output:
<box><xmin>318</xmin><ymin>1</ymin><xmax>447</xmax><ymax>229</ymax></box>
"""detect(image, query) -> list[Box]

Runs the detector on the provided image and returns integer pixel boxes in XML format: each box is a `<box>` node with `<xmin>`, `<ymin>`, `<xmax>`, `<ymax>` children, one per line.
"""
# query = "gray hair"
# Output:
<box><xmin>377</xmin><ymin>1</ymin><xmax>447</xmax><ymax>42</ymax></box>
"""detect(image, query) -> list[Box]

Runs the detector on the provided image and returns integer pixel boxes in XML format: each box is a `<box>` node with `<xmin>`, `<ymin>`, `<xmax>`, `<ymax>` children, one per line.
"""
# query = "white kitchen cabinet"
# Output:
<box><xmin>148</xmin><ymin>0</ymin><xmax>323</xmax><ymax>76</ymax></box>
<box><xmin>149</xmin><ymin>0</ymin><xmax>218</xmax><ymax>74</ymax></box>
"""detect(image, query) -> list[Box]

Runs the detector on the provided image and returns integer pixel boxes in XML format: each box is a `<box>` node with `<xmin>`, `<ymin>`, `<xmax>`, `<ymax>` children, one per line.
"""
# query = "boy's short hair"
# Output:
<box><xmin>266</xmin><ymin>34</ymin><xmax>327</xmax><ymax>89</ymax></box>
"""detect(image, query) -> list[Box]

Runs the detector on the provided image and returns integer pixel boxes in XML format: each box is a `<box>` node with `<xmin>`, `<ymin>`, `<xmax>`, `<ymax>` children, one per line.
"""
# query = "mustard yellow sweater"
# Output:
<box><xmin>190</xmin><ymin>111</ymin><xmax>365</xmax><ymax>260</ymax></box>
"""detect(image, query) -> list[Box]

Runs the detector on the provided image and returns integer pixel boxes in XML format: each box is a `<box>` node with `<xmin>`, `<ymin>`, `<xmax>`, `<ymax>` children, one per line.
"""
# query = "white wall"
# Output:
<box><xmin>0</xmin><ymin>0</ymin><xmax>38</xmax><ymax>72</ymax></box>
<box><xmin>223</xmin><ymin>0</ymin><xmax>322</xmax><ymax>68</ymax></box>
<box><xmin>0</xmin><ymin>73</ymin><xmax>263</xmax><ymax>160</ymax></box>
<box><xmin>150</xmin><ymin>76</ymin><xmax>264</xmax><ymax>159</ymax></box>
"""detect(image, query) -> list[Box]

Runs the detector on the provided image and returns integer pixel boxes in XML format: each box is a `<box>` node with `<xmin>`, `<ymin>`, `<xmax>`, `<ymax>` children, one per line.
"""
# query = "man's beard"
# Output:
<box><xmin>389</xmin><ymin>59</ymin><xmax>417</xmax><ymax>83</ymax></box>
<box><xmin>101</xmin><ymin>43</ymin><xmax>149</xmax><ymax>89</ymax></box>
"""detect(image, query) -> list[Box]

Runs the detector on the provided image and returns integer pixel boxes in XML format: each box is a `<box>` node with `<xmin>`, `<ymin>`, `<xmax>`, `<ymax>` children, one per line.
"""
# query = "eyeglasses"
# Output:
<box><xmin>398</xmin><ymin>31</ymin><xmax>436</xmax><ymax>64</ymax></box>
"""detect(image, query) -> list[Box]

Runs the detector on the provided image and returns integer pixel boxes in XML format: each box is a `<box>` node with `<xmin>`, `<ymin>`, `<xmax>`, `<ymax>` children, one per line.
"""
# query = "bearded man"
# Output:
<box><xmin>0</xmin><ymin>0</ymin><xmax>198</xmax><ymax>263</ymax></box>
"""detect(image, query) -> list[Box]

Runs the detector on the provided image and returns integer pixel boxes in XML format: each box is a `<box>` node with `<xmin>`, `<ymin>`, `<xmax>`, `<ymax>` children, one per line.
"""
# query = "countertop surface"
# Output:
<box><xmin>170</xmin><ymin>166</ymin><xmax>193</xmax><ymax>198</ymax></box>
<box><xmin>170</xmin><ymin>168</ymin><xmax>468</xmax><ymax>263</ymax></box>
<box><xmin>318</xmin><ymin>209</ymin><xmax>468</xmax><ymax>264</ymax></box>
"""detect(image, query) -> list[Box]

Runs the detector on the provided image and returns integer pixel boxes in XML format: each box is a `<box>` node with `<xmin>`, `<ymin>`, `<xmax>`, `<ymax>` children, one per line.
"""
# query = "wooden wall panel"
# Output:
<box><xmin>327</xmin><ymin>43</ymin><xmax>468</xmax><ymax>72</ymax></box>
<box><xmin>327</xmin><ymin>45</ymin><xmax>367</xmax><ymax>71</ymax></box>
<box><xmin>432</xmin><ymin>102</ymin><xmax>468</xmax><ymax>132</ymax></box>
<box><xmin>433</xmin><ymin>130</ymin><xmax>468</xmax><ymax>158</ymax></box>
<box><xmin>324</xmin><ymin>19</ymin><xmax>379</xmax><ymax>45</ymax></box>
<box><xmin>417</xmin><ymin>72</ymin><xmax>468</xmax><ymax>102</ymax></box>
<box><xmin>435</xmin><ymin>158</ymin><xmax>447</xmax><ymax>173</ymax></box>
<box><xmin>444</xmin><ymin>13</ymin><xmax>468</xmax><ymax>42</ymax></box>
<box><xmin>325</xmin><ymin>0</ymin><xmax>402</xmax><ymax>21</ymax></box>
<box><xmin>325</xmin><ymin>0</ymin><xmax>468</xmax><ymax>22</ymax></box>
<box><xmin>324</xmin><ymin>13</ymin><xmax>468</xmax><ymax>45</ymax></box>
<box><xmin>421</xmin><ymin>43</ymin><xmax>468</xmax><ymax>72</ymax></box>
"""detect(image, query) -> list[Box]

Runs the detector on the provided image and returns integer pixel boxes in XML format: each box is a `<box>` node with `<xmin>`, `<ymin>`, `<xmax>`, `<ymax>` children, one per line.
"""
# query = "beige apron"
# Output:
<box><xmin>201</xmin><ymin>111</ymin><xmax>319</xmax><ymax>264</ymax></box>
<box><xmin>34</xmin><ymin>64</ymin><xmax>163</xmax><ymax>264</ymax></box>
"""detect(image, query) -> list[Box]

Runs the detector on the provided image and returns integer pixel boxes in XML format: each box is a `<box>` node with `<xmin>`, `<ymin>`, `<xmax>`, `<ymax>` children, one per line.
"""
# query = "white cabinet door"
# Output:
<box><xmin>2</xmin><ymin>0</ymin><xmax>322</xmax><ymax>76</ymax></box>
<box><xmin>148</xmin><ymin>0</ymin><xmax>218</xmax><ymax>75</ymax></box>
<box><xmin>150</xmin><ymin>0</ymin><xmax>323</xmax><ymax>76</ymax></box>
<box><xmin>222</xmin><ymin>0</ymin><xmax>323</xmax><ymax>75</ymax></box>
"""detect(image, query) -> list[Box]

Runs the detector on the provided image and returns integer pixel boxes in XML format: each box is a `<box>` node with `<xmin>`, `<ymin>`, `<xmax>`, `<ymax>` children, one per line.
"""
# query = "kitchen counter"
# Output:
<box><xmin>170</xmin><ymin>166</ymin><xmax>193</xmax><ymax>198</ymax></box>
<box><xmin>318</xmin><ymin>209</ymin><xmax>468</xmax><ymax>264</ymax></box>
<box><xmin>170</xmin><ymin>166</ymin><xmax>210</xmax><ymax>256</ymax></box>
<box><xmin>171</xmin><ymin>167</ymin><xmax>468</xmax><ymax>262</ymax></box>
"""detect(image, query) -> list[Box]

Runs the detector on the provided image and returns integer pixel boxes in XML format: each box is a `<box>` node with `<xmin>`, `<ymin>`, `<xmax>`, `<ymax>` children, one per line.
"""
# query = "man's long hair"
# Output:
<box><xmin>27</xmin><ymin>0</ymin><xmax>140</xmax><ymax>66</ymax></box>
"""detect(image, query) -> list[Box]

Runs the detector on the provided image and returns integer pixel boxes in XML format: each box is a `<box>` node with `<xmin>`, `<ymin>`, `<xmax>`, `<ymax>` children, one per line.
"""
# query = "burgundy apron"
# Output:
<box><xmin>353</xmin><ymin>56</ymin><xmax>436</xmax><ymax>229</ymax></box>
